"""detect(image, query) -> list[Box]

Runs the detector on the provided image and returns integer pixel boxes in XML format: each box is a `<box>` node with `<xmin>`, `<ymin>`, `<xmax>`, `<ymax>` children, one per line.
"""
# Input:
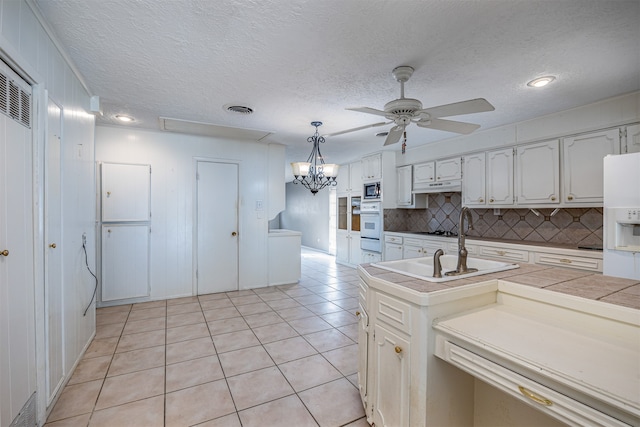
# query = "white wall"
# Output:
<box><xmin>280</xmin><ymin>182</ymin><xmax>331</xmax><ymax>251</ymax></box>
<box><xmin>96</xmin><ymin>125</ymin><xmax>285</xmax><ymax>299</ymax></box>
<box><xmin>0</xmin><ymin>0</ymin><xmax>96</xmax><ymax>423</ymax></box>
<box><xmin>396</xmin><ymin>91</ymin><xmax>640</xmax><ymax>165</ymax></box>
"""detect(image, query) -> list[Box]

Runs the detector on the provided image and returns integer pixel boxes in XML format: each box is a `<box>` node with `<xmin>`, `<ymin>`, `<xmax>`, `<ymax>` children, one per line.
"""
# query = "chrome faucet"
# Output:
<box><xmin>454</xmin><ymin>207</ymin><xmax>477</xmax><ymax>274</ymax></box>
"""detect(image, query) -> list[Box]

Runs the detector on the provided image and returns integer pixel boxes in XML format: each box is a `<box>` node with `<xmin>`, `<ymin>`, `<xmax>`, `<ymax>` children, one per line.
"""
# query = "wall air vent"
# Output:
<box><xmin>224</xmin><ymin>104</ymin><xmax>254</xmax><ymax>115</ymax></box>
<box><xmin>0</xmin><ymin>70</ymin><xmax>31</xmax><ymax>128</ymax></box>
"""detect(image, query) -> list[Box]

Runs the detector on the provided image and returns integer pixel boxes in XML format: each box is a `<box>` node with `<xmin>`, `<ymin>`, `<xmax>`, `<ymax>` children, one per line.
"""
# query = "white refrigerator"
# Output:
<box><xmin>603</xmin><ymin>152</ymin><xmax>640</xmax><ymax>279</ymax></box>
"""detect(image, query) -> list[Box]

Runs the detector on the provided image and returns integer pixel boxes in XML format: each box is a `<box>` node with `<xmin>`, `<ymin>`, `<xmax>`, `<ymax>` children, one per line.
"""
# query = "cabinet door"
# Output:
<box><xmin>384</xmin><ymin>243</ymin><xmax>403</xmax><ymax>261</ymax></box>
<box><xmin>462</xmin><ymin>153</ymin><xmax>486</xmax><ymax>206</ymax></box>
<box><xmin>396</xmin><ymin>165</ymin><xmax>413</xmax><ymax>206</ymax></box>
<box><xmin>350</xmin><ymin>234</ymin><xmax>362</xmax><ymax>265</ymax></box>
<box><xmin>403</xmin><ymin>245</ymin><xmax>423</xmax><ymax>259</ymax></box>
<box><xmin>349</xmin><ymin>161</ymin><xmax>363</xmax><ymax>194</ymax></box>
<box><xmin>516</xmin><ymin>141</ymin><xmax>560</xmax><ymax>205</ymax></box>
<box><xmin>486</xmin><ymin>148</ymin><xmax>514</xmax><ymax>205</ymax></box>
<box><xmin>413</xmin><ymin>162</ymin><xmax>435</xmax><ymax>187</ymax></box>
<box><xmin>563</xmin><ymin>129</ymin><xmax>619</xmax><ymax>204</ymax></box>
<box><xmin>336</xmin><ymin>166</ymin><xmax>349</xmax><ymax>194</ymax></box>
<box><xmin>101</xmin><ymin>224</ymin><xmax>150</xmax><ymax>301</ymax></box>
<box><xmin>336</xmin><ymin>230</ymin><xmax>350</xmax><ymax>264</ymax></box>
<box><xmin>362</xmin><ymin>154</ymin><xmax>382</xmax><ymax>181</ymax></box>
<box><xmin>101</xmin><ymin>163</ymin><xmax>151</xmax><ymax>221</ymax></box>
<box><xmin>357</xmin><ymin>305</ymin><xmax>369</xmax><ymax>414</ymax></box>
<box><xmin>436</xmin><ymin>157</ymin><xmax>462</xmax><ymax>181</ymax></box>
<box><xmin>626</xmin><ymin>124</ymin><xmax>640</xmax><ymax>154</ymax></box>
<box><xmin>372</xmin><ymin>323</ymin><xmax>411</xmax><ymax>427</ymax></box>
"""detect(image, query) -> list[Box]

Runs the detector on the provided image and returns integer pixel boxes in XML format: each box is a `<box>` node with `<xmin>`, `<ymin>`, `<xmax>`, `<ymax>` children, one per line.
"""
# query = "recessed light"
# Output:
<box><xmin>527</xmin><ymin>76</ymin><xmax>556</xmax><ymax>88</ymax></box>
<box><xmin>115</xmin><ymin>114</ymin><xmax>134</xmax><ymax>122</ymax></box>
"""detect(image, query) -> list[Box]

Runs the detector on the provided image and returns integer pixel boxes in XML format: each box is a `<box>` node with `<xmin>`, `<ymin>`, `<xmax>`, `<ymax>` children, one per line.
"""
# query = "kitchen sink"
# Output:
<box><xmin>372</xmin><ymin>255</ymin><xmax>519</xmax><ymax>282</ymax></box>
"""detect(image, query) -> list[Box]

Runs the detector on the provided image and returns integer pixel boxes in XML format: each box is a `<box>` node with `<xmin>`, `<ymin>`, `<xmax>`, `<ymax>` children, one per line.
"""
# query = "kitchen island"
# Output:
<box><xmin>357</xmin><ymin>261</ymin><xmax>640</xmax><ymax>427</ymax></box>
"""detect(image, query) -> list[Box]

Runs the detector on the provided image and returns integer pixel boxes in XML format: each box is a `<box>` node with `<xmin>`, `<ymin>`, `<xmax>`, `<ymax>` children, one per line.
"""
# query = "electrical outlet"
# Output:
<box><xmin>82</xmin><ymin>232</ymin><xmax>87</xmax><ymax>245</ymax></box>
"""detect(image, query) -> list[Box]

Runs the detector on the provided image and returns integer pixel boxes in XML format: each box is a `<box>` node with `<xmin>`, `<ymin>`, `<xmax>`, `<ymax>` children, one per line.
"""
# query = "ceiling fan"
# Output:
<box><xmin>326</xmin><ymin>66</ymin><xmax>495</xmax><ymax>146</ymax></box>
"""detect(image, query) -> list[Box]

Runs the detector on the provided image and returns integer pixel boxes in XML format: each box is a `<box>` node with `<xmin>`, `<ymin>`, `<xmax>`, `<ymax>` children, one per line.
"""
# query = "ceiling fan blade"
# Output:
<box><xmin>383</xmin><ymin>125</ymin><xmax>405</xmax><ymax>146</ymax></box>
<box><xmin>419</xmin><ymin>98</ymin><xmax>495</xmax><ymax>118</ymax></box>
<box><xmin>324</xmin><ymin>121</ymin><xmax>390</xmax><ymax>137</ymax></box>
<box><xmin>416</xmin><ymin>118</ymin><xmax>480</xmax><ymax>134</ymax></box>
<box><xmin>346</xmin><ymin>106</ymin><xmax>390</xmax><ymax>117</ymax></box>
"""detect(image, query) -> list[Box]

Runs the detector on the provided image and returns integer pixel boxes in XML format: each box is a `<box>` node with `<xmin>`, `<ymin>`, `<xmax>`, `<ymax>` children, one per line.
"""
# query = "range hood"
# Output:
<box><xmin>413</xmin><ymin>180</ymin><xmax>462</xmax><ymax>194</ymax></box>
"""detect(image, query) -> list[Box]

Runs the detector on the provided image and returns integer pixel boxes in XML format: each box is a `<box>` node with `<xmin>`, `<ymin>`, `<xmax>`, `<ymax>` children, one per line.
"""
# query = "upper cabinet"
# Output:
<box><xmin>396</xmin><ymin>165</ymin><xmax>427</xmax><ymax>208</ymax></box>
<box><xmin>462</xmin><ymin>153</ymin><xmax>485</xmax><ymax>206</ymax></box>
<box><xmin>337</xmin><ymin>161</ymin><xmax>363</xmax><ymax>195</ymax></box>
<box><xmin>563</xmin><ymin>129</ymin><xmax>620</xmax><ymax>204</ymax></box>
<box><xmin>515</xmin><ymin>140</ymin><xmax>560</xmax><ymax>205</ymax></box>
<box><xmin>625</xmin><ymin>124</ymin><xmax>640</xmax><ymax>154</ymax></box>
<box><xmin>414</xmin><ymin>157</ymin><xmax>461</xmax><ymax>189</ymax></box>
<box><xmin>362</xmin><ymin>153</ymin><xmax>382</xmax><ymax>181</ymax></box>
<box><xmin>487</xmin><ymin>148</ymin><xmax>514</xmax><ymax>206</ymax></box>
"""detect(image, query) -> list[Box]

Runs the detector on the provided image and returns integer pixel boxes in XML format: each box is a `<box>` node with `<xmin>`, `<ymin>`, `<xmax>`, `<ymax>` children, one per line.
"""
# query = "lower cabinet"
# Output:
<box><xmin>101</xmin><ymin>224</ymin><xmax>150</xmax><ymax>301</ymax></box>
<box><xmin>356</xmin><ymin>302</ymin><xmax>369</xmax><ymax>415</ymax></box>
<box><xmin>371</xmin><ymin>323</ymin><xmax>411</xmax><ymax>427</ymax></box>
<box><xmin>336</xmin><ymin>230</ymin><xmax>361</xmax><ymax>266</ymax></box>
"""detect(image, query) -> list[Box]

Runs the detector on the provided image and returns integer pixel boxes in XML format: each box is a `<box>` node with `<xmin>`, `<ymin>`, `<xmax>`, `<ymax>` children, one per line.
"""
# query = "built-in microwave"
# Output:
<box><xmin>363</xmin><ymin>182</ymin><xmax>381</xmax><ymax>200</ymax></box>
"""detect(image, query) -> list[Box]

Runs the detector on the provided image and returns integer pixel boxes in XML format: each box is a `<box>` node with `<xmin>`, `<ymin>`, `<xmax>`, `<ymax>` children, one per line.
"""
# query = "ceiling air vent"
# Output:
<box><xmin>224</xmin><ymin>104</ymin><xmax>254</xmax><ymax>115</ymax></box>
<box><xmin>0</xmin><ymin>70</ymin><xmax>31</xmax><ymax>128</ymax></box>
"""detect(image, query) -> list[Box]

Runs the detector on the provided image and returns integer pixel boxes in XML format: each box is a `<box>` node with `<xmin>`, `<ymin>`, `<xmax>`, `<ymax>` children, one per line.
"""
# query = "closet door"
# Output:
<box><xmin>101</xmin><ymin>163</ymin><xmax>150</xmax><ymax>222</ymax></box>
<box><xmin>101</xmin><ymin>225</ymin><xmax>150</xmax><ymax>301</ymax></box>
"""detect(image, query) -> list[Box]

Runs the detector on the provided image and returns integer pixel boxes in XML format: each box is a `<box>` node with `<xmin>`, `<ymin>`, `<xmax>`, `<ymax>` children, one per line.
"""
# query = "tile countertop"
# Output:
<box><xmin>361</xmin><ymin>262</ymin><xmax>640</xmax><ymax>310</ymax></box>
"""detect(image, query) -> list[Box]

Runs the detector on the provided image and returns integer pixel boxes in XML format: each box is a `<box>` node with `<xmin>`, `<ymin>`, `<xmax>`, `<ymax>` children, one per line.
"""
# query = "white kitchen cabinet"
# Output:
<box><xmin>486</xmin><ymin>148</ymin><xmax>514</xmax><ymax>206</ymax></box>
<box><xmin>562</xmin><ymin>129</ymin><xmax>619</xmax><ymax>204</ymax></box>
<box><xmin>413</xmin><ymin>157</ymin><xmax>462</xmax><ymax>189</ymax></box>
<box><xmin>336</xmin><ymin>229</ymin><xmax>361</xmax><ymax>266</ymax></box>
<box><xmin>403</xmin><ymin>237</ymin><xmax>444</xmax><ymax>259</ymax></box>
<box><xmin>396</xmin><ymin>165</ymin><xmax>427</xmax><ymax>208</ymax></box>
<box><xmin>384</xmin><ymin>243</ymin><xmax>403</xmax><ymax>261</ymax></box>
<box><xmin>101</xmin><ymin>163</ymin><xmax>151</xmax><ymax>221</ymax></box>
<box><xmin>413</xmin><ymin>161</ymin><xmax>435</xmax><ymax>186</ymax></box>
<box><xmin>337</xmin><ymin>161</ymin><xmax>362</xmax><ymax>195</ymax></box>
<box><xmin>362</xmin><ymin>250</ymin><xmax>382</xmax><ymax>264</ymax></box>
<box><xmin>462</xmin><ymin>152</ymin><xmax>486</xmax><ymax>206</ymax></box>
<box><xmin>435</xmin><ymin>157</ymin><xmax>462</xmax><ymax>181</ymax></box>
<box><xmin>356</xmin><ymin>301</ymin><xmax>370</xmax><ymax>416</ymax></box>
<box><xmin>515</xmin><ymin>140</ymin><xmax>560</xmax><ymax>205</ymax></box>
<box><xmin>101</xmin><ymin>224</ymin><xmax>150</xmax><ymax>301</ymax></box>
<box><xmin>362</xmin><ymin>153</ymin><xmax>382</xmax><ymax>181</ymax></box>
<box><xmin>625</xmin><ymin>124</ymin><xmax>640</xmax><ymax>153</ymax></box>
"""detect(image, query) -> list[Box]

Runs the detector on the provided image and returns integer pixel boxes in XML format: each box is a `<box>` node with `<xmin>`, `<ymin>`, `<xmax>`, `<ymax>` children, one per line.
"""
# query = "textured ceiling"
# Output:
<box><xmin>35</xmin><ymin>0</ymin><xmax>640</xmax><ymax>178</ymax></box>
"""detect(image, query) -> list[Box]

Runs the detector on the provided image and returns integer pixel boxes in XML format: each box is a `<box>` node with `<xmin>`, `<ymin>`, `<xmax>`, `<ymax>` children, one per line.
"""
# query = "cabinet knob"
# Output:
<box><xmin>49</xmin><ymin>243</ymin><xmax>57</xmax><ymax>249</ymax></box>
<box><xmin>559</xmin><ymin>258</ymin><xmax>572</xmax><ymax>264</ymax></box>
<box><xmin>567</xmin><ymin>195</ymin><xmax>574</xmax><ymax>201</ymax></box>
<box><xmin>231</xmin><ymin>231</ymin><xmax>237</xmax><ymax>236</ymax></box>
<box><xmin>0</xmin><ymin>249</ymin><xmax>8</xmax><ymax>257</ymax></box>
<box><xmin>355</xmin><ymin>311</ymin><xmax>361</xmax><ymax>317</ymax></box>
<box><xmin>551</xmin><ymin>196</ymin><xmax>556</xmax><ymax>201</ymax></box>
<box><xmin>489</xmin><ymin>198</ymin><xmax>495</xmax><ymax>203</ymax></box>
<box><xmin>479</xmin><ymin>198</ymin><xmax>484</xmax><ymax>203</ymax></box>
<box><xmin>395</xmin><ymin>346</ymin><xmax>403</xmax><ymax>354</ymax></box>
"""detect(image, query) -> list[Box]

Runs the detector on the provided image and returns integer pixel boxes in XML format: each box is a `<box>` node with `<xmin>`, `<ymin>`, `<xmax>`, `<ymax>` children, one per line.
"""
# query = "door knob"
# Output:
<box><xmin>49</xmin><ymin>243</ymin><xmax>57</xmax><ymax>248</ymax></box>
<box><xmin>0</xmin><ymin>249</ymin><xmax>8</xmax><ymax>256</ymax></box>
<box><xmin>231</xmin><ymin>231</ymin><xmax>237</xmax><ymax>236</ymax></box>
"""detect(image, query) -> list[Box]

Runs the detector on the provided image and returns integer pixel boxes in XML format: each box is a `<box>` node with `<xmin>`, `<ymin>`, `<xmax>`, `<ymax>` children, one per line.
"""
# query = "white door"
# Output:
<box><xmin>0</xmin><ymin>62</ymin><xmax>37</xmax><ymax>426</ymax></box>
<box><xmin>45</xmin><ymin>97</ymin><xmax>64</xmax><ymax>403</ymax></box>
<box><xmin>197</xmin><ymin>161</ymin><xmax>239</xmax><ymax>294</ymax></box>
<box><xmin>101</xmin><ymin>225</ymin><xmax>150</xmax><ymax>301</ymax></box>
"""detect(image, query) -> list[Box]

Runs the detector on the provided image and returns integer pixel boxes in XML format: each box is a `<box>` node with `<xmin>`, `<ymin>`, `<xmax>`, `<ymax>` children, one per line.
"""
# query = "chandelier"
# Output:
<box><xmin>291</xmin><ymin>121</ymin><xmax>339</xmax><ymax>195</ymax></box>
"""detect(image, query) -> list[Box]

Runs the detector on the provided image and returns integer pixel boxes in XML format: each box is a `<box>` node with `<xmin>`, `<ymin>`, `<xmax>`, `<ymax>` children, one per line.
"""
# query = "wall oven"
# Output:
<box><xmin>360</xmin><ymin>202</ymin><xmax>382</xmax><ymax>253</ymax></box>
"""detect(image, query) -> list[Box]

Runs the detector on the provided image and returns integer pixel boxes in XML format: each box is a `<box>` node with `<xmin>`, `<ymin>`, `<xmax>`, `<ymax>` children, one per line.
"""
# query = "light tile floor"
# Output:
<box><xmin>44</xmin><ymin>249</ymin><xmax>368</xmax><ymax>427</ymax></box>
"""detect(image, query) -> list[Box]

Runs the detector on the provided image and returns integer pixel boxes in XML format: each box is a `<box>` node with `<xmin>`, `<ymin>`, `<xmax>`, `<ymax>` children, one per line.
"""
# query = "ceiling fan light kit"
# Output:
<box><xmin>327</xmin><ymin>65</ymin><xmax>495</xmax><ymax>146</ymax></box>
<box><xmin>291</xmin><ymin>121</ymin><xmax>340</xmax><ymax>195</ymax></box>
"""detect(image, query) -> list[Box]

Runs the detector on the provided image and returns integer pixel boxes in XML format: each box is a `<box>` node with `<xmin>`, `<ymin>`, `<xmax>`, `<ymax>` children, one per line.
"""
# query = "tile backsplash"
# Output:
<box><xmin>384</xmin><ymin>193</ymin><xmax>603</xmax><ymax>247</ymax></box>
